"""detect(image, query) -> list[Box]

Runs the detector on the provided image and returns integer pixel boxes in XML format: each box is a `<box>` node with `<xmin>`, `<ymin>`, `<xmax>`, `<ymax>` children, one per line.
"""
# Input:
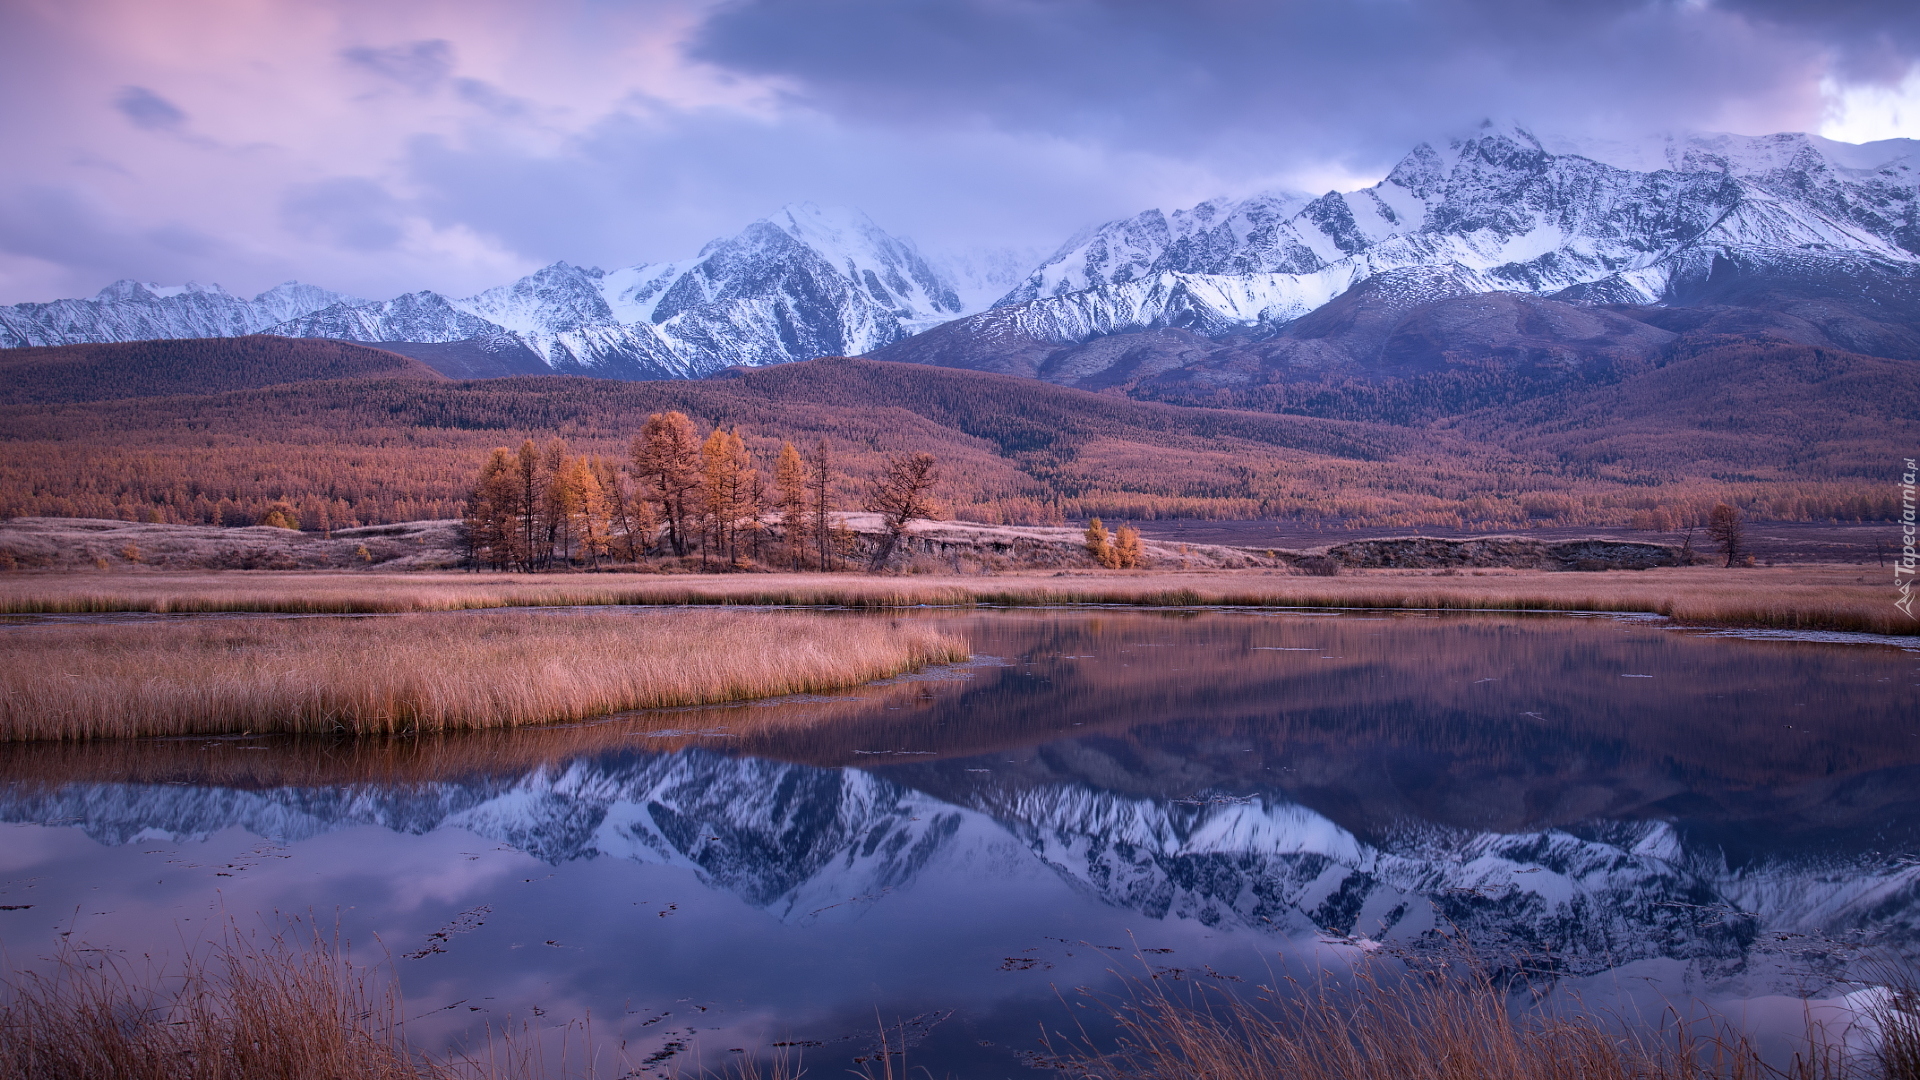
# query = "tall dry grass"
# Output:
<box><xmin>0</xmin><ymin>565</ymin><xmax>1907</xmax><ymax>634</ymax></box>
<box><xmin>0</xmin><ymin>610</ymin><xmax>968</xmax><ymax>741</ymax></box>
<box><xmin>0</xmin><ymin>923</ymin><xmax>802</xmax><ymax>1080</ymax></box>
<box><xmin>0</xmin><ymin>926</ymin><xmax>440</xmax><ymax>1080</ymax></box>
<box><xmin>6</xmin><ymin>929</ymin><xmax>1910</xmax><ymax>1080</ymax></box>
<box><xmin>1851</xmin><ymin>957</ymin><xmax>1920</xmax><ymax>1080</ymax></box>
<box><xmin>1058</xmin><ymin>959</ymin><xmax>1779</xmax><ymax>1080</ymax></box>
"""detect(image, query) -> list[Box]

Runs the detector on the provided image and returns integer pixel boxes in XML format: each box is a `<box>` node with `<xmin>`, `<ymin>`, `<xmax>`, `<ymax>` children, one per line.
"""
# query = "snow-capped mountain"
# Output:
<box><xmin>942</xmin><ymin>124</ymin><xmax>1920</xmax><ymax>361</ymax></box>
<box><xmin>12</xmin><ymin>126</ymin><xmax>1920</xmax><ymax>385</ymax></box>
<box><xmin>925</xmin><ymin>245</ymin><xmax>1051</xmax><ymax>314</ymax></box>
<box><xmin>997</xmin><ymin>190</ymin><xmax>1317</xmax><ymax>306</ymax></box>
<box><xmin>273</xmin><ymin>205</ymin><xmax>968</xmax><ymax>378</ymax></box>
<box><xmin>7</xmin><ymin>749</ymin><xmax>1915</xmax><ymax>986</ymax></box>
<box><xmin>0</xmin><ymin>205</ymin><xmax>969</xmax><ymax>378</ymax></box>
<box><xmin>0</xmin><ymin>280</ymin><xmax>364</xmax><ymax>350</ymax></box>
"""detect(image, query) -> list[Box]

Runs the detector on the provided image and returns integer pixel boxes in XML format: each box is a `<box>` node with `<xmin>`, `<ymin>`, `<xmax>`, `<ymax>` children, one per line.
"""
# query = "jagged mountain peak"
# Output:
<box><xmin>249</xmin><ymin>204</ymin><xmax>969</xmax><ymax>378</ymax></box>
<box><xmin>0</xmin><ymin>277</ymin><xmax>362</xmax><ymax>349</ymax></box>
<box><xmin>7</xmin><ymin>750</ymin><xmax>1915</xmax><ymax>977</ymax></box>
<box><xmin>14</xmin><ymin>127</ymin><xmax>1920</xmax><ymax>383</ymax></box>
<box><xmin>93</xmin><ymin>279</ymin><xmax>238</xmax><ymax>302</ymax></box>
<box><xmin>1534</xmin><ymin>128</ymin><xmax>1920</xmax><ymax>178</ymax></box>
<box><xmin>962</xmin><ymin>125</ymin><xmax>1920</xmax><ymax>368</ymax></box>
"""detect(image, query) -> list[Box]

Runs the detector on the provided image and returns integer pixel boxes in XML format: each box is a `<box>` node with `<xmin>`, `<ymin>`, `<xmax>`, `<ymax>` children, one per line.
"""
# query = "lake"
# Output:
<box><xmin>2</xmin><ymin>607</ymin><xmax>1917</xmax><ymax>1075</ymax></box>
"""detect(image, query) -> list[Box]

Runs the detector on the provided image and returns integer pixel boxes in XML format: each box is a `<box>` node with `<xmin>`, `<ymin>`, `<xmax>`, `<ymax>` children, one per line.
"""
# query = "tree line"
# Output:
<box><xmin>461</xmin><ymin>411</ymin><xmax>940</xmax><ymax>573</ymax></box>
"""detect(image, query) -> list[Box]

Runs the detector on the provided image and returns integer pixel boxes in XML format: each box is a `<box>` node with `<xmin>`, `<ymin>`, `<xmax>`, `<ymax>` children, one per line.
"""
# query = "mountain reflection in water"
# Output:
<box><xmin>1</xmin><ymin>609</ymin><xmax>1916</xmax><ymax>1075</ymax></box>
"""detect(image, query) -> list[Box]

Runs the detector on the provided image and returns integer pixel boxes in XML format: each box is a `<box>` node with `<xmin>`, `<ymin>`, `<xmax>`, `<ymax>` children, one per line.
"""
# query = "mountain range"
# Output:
<box><xmin>0</xmin><ymin>205</ymin><xmax>998</xmax><ymax>379</ymax></box>
<box><xmin>5</xmin><ymin>124</ymin><xmax>1919</xmax><ymax>397</ymax></box>
<box><xmin>5</xmin><ymin>748</ymin><xmax>1913</xmax><ymax>988</ymax></box>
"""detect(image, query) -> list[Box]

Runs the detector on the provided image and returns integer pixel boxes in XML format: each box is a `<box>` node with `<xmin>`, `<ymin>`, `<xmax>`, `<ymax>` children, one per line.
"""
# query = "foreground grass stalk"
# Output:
<box><xmin>1059</xmin><ymin>960</ymin><xmax>1778</xmax><ymax>1080</ymax></box>
<box><xmin>0</xmin><ymin>610</ymin><xmax>968</xmax><ymax>741</ymax></box>
<box><xmin>5</xmin><ymin>931</ymin><xmax>1905</xmax><ymax>1080</ymax></box>
<box><xmin>0</xmin><ymin>927</ymin><xmax>440</xmax><ymax>1080</ymax></box>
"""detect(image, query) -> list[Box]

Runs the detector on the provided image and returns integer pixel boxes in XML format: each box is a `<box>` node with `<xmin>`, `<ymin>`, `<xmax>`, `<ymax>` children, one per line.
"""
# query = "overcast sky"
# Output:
<box><xmin>2</xmin><ymin>0</ymin><xmax>1918</xmax><ymax>305</ymax></box>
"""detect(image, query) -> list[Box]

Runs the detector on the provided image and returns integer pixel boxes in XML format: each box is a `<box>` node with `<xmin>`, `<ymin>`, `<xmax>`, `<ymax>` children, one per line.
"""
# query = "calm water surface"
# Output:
<box><xmin>2</xmin><ymin>608</ymin><xmax>1918</xmax><ymax>1075</ymax></box>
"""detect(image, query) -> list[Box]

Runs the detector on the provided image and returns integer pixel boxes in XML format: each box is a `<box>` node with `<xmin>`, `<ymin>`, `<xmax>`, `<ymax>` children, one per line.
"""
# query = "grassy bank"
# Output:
<box><xmin>0</xmin><ymin>610</ymin><xmax>968</xmax><ymax>741</ymax></box>
<box><xmin>0</xmin><ymin>564</ymin><xmax>1909</xmax><ymax>634</ymax></box>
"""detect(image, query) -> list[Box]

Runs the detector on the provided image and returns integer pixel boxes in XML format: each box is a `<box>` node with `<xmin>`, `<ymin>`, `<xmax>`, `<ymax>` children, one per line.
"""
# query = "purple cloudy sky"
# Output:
<box><xmin>1</xmin><ymin>0</ymin><xmax>1917</xmax><ymax>304</ymax></box>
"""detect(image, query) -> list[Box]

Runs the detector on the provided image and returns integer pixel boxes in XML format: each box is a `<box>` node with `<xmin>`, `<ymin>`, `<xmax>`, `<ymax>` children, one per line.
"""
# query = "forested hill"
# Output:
<box><xmin>0</xmin><ymin>346</ymin><xmax>1909</xmax><ymax>531</ymax></box>
<box><xmin>0</xmin><ymin>335</ymin><xmax>443</xmax><ymax>406</ymax></box>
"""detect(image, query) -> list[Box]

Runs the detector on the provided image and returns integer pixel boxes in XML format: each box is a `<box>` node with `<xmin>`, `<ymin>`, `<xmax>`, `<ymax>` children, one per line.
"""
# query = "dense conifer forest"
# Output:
<box><xmin>0</xmin><ymin>339</ymin><xmax>1908</xmax><ymax>532</ymax></box>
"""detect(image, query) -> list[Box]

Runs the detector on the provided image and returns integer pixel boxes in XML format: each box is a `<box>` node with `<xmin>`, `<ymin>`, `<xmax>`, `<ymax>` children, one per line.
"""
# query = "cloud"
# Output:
<box><xmin>0</xmin><ymin>0</ymin><xmax>1915</xmax><ymax>308</ymax></box>
<box><xmin>686</xmin><ymin>0</ymin><xmax>1835</xmax><ymax>174</ymax></box>
<box><xmin>0</xmin><ymin>184</ymin><xmax>229</xmax><ymax>289</ymax></box>
<box><xmin>113</xmin><ymin>86</ymin><xmax>187</xmax><ymax>131</ymax></box>
<box><xmin>340</xmin><ymin>39</ymin><xmax>456</xmax><ymax>93</ymax></box>
<box><xmin>281</xmin><ymin>177</ymin><xmax>409</xmax><ymax>252</ymax></box>
<box><xmin>1717</xmin><ymin>0</ymin><xmax>1920</xmax><ymax>82</ymax></box>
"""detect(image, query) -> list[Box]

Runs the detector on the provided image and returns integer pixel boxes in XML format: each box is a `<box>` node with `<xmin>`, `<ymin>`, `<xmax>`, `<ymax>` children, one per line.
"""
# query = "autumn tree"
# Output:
<box><xmin>775</xmin><ymin>441</ymin><xmax>811</xmax><ymax>570</ymax></box>
<box><xmin>634</xmin><ymin>412</ymin><xmax>702</xmax><ymax>557</ymax></box>
<box><xmin>596</xmin><ymin>457</ymin><xmax>650</xmax><ymax>561</ymax></box>
<box><xmin>1708</xmin><ymin>502</ymin><xmax>1745</xmax><ymax>567</ymax></box>
<box><xmin>464</xmin><ymin>447</ymin><xmax>521</xmax><ymax>570</ymax></box>
<box><xmin>261</xmin><ymin>500</ymin><xmax>301</xmax><ymax>531</ymax></box>
<box><xmin>537</xmin><ymin>439</ymin><xmax>574</xmax><ymax>566</ymax></box>
<box><xmin>700</xmin><ymin>428</ymin><xmax>754</xmax><ymax>567</ymax></box>
<box><xmin>863</xmin><ymin>452</ymin><xmax>941</xmax><ymax>572</ymax></box>
<box><xmin>559</xmin><ymin>455</ymin><xmax>611</xmax><ymax>566</ymax></box>
<box><xmin>1084</xmin><ymin>518</ymin><xmax>1118</xmax><ymax>568</ymax></box>
<box><xmin>1114</xmin><ymin>524</ymin><xmax>1145</xmax><ymax>569</ymax></box>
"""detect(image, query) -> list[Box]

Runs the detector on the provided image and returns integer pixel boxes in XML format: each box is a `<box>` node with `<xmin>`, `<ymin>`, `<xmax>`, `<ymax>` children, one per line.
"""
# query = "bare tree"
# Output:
<box><xmin>1707</xmin><ymin>502</ymin><xmax>1745</xmax><ymax>567</ymax></box>
<box><xmin>807</xmin><ymin>438</ymin><xmax>836</xmax><ymax>572</ymax></box>
<box><xmin>863</xmin><ymin>452</ymin><xmax>941</xmax><ymax>573</ymax></box>
<box><xmin>515</xmin><ymin>439</ymin><xmax>541</xmax><ymax>570</ymax></box>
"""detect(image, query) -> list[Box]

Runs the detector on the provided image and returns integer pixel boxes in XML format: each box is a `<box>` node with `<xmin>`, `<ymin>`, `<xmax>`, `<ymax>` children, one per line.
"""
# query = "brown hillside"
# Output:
<box><xmin>1450</xmin><ymin>339</ymin><xmax>1920</xmax><ymax>481</ymax></box>
<box><xmin>0</xmin><ymin>350</ymin><xmax>1906</xmax><ymax>531</ymax></box>
<box><xmin>0</xmin><ymin>335</ymin><xmax>443</xmax><ymax>405</ymax></box>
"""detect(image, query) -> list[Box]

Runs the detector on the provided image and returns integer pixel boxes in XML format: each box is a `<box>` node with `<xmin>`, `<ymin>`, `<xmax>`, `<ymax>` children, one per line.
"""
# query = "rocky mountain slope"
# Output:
<box><xmin>275</xmin><ymin>205</ymin><xmax>972</xmax><ymax>378</ymax></box>
<box><xmin>872</xmin><ymin>125</ymin><xmax>1920</xmax><ymax>404</ymax></box>
<box><xmin>0</xmin><ymin>206</ymin><xmax>983</xmax><ymax>379</ymax></box>
<box><xmin>9</xmin><ymin>126</ymin><xmax>1920</xmax><ymax>393</ymax></box>
<box><xmin>0</xmin><ymin>281</ymin><xmax>363</xmax><ymax>350</ymax></box>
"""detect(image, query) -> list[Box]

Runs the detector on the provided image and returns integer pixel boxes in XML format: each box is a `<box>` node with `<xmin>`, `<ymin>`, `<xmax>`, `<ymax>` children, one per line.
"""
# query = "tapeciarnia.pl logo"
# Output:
<box><xmin>1899</xmin><ymin>457</ymin><xmax>1917</xmax><ymax>619</ymax></box>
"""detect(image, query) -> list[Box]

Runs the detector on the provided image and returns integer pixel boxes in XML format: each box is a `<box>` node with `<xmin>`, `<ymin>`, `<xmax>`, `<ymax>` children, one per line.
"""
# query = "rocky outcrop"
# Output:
<box><xmin>0</xmin><ymin>517</ymin><xmax>465</xmax><ymax>572</ymax></box>
<box><xmin>1323</xmin><ymin>535</ymin><xmax>1683</xmax><ymax>570</ymax></box>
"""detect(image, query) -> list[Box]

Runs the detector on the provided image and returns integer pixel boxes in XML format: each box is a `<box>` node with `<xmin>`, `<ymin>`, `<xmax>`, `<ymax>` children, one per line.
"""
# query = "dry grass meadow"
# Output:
<box><xmin>0</xmin><ymin>609</ymin><xmax>967</xmax><ymax>741</ymax></box>
<box><xmin>0</xmin><ymin>563</ymin><xmax>1908</xmax><ymax>634</ymax></box>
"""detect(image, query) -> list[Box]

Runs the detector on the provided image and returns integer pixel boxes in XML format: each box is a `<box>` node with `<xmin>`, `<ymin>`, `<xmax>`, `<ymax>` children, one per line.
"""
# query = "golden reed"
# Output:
<box><xmin>1054</xmin><ymin>951</ymin><xmax>1920</xmax><ymax>1080</ymax></box>
<box><xmin>0</xmin><ymin>926</ymin><xmax>438</xmax><ymax>1080</ymax></box>
<box><xmin>0</xmin><ymin>609</ymin><xmax>968</xmax><ymax>741</ymax></box>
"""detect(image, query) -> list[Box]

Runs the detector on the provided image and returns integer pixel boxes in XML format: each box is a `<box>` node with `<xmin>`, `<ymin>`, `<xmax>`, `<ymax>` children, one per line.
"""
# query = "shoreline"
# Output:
<box><xmin>0</xmin><ymin>564</ymin><xmax>1910</xmax><ymax>636</ymax></box>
